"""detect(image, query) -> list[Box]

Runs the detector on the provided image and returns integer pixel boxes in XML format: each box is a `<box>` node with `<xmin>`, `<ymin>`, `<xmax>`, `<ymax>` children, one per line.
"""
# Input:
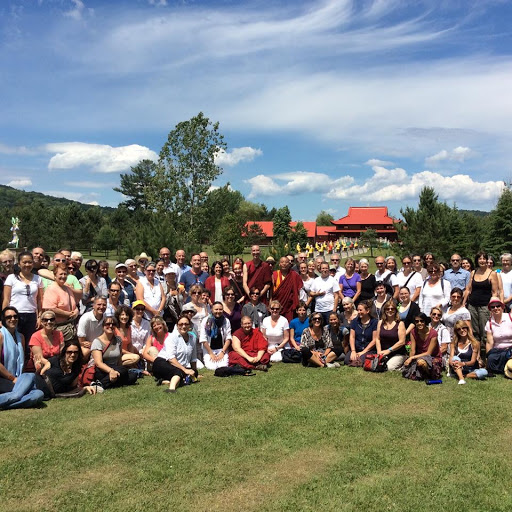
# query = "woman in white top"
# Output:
<box><xmin>499</xmin><ymin>253</ymin><xmax>512</xmax><ymax>310</ymax></box>
<box><xmin>135</xmin><ymin>261</ymin><xmax>166</xmax><ymax>320</ymax></box>
<box><xmin>261</xmin><ymin>300</ymin><xmax>290</xmax><ymax>362</ymax></box>
<box><xmin>298</xmin><ymin>262</ymin><xmax>314</xmax><ymax>310</ymax></box>
<box><xmin>199</xmin><ymin>302</ymin><xmax>231</xmax><ymax>370</ymax></box>
<box><xmin>2</xmin><ymin>251</ymin><xmax>43</xmax><ymax>357</ymax></box>
<box><xmin>419</xmin><ymin>263</ymin><xmax>451</xmax><ymax>316</ymax></box>
<box><xmin>429</xmin><ymin>306</ymin><xmax>451</xmax><ymax>368</ymax></box>
<box><xmin>442</xmin><ymin>287</ymin><xmax>471</xmax><ymax>338</ymax></box>
<box><xmin>396</xmin><ymin>255</ymin><xmax>423</xmax><ymax>302</ymax></box>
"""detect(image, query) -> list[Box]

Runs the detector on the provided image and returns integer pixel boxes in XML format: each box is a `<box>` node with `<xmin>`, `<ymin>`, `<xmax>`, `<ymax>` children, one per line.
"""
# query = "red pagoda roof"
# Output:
<box><xmin>330</xmin><ymin>206</ymin><xmax>396</xmax><ymax>226</ymax></box>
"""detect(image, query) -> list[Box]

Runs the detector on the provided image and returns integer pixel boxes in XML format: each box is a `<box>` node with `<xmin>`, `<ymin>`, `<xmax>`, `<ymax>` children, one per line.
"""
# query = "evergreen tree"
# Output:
<box><xmin>316</xmin><ymin>210</ymin><xmax>334</xmax><ymax>226</ymax></box>
<box><xmin>273</xmin><ymin>206</ymin><xmax>292</xmax><ymax>245</ymax></box>
<box><xmin>485</xmin><ymin>186</ymin><xmax>512</xmax><ymax>257</ymax></box>
<box><xmin>213</xmin><ymin>214</ymin><xmax>245</xmax><ymax>257</ymax></box>
<box><xmin>289</xmin><ymin>222</ymin><xmax>309</xmax><ymax>249</ymax></box>
<box><xmin>114</xmin><ymin>159</ymin><xmax>158</xmax><ymax>211</ymax></box>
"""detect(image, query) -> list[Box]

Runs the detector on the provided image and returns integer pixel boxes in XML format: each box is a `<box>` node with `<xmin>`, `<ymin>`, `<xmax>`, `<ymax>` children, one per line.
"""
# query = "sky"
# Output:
<box><xmin>1</xmin><ymin>0</ymin><xmax>512</xmax><ymax>221</ymax></box>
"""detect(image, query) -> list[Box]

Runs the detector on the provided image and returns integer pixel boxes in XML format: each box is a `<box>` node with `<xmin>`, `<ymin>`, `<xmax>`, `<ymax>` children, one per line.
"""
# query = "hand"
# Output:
<box><xmin>388</xmin><ymin>349</ymin><xmax>393</xmax><ymax>356</ymax></box>
<box><xmin>404</xmin><ymin>357</ymin><xmax>412</xmax><ymax>366</ymax></box>
<box><xmin>185</xmin><ymin>368</ymin><xmax>195</xmax><ymax>376</ymax></box>
<box><xmin>84</xmin><ymin>386</ymin><xmax>97</xmax><ymax>395</ymax></box>
<box><xmin>82</xmin><ymin>341</ymin><xmax>91</xmax><ymax>349</ymax></box>
<box><xmin>350</xmin><ymin>351</ymin><xmax>358</xmax><ymax>362</ymax></box>
<box><xmin>268</xmin><ymin>346</ymin><xmax>277</xmax><ymax>354</ymax></box>
<box><xmin>247</xmin><ymin>356</ymin><xmax>257</xmax><ymax>364</ymax></box>
<box><xmin>109</xmin><ymin>369</ymin><xmax>120</xmax><ymax>381</ymax></box>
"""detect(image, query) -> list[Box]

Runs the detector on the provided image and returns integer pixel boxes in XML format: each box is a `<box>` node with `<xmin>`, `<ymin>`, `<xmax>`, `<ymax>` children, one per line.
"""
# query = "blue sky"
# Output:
<box><xmin>1</xmin><ymin>0</ymin><xmax>511</xmax><ymax>221</ymax></box>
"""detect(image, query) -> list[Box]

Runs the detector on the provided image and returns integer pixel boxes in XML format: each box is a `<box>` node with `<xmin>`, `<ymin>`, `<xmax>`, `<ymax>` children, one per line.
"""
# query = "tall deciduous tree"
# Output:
<box><xmin>154</xmin><ymin>112</ymin><xmax>226</xmax><ymax>244</ymax></box>
<box><xmin>114</xmin><ymin>159</ymin><xmax>158</xmax><ymax>211</ymax></box>
<box><xmin>316</xmin><ymin>210</ymin><xmax>334</xmax><ymax>226</ymax></box>
<box><xmin>213</xmin><ymin>214</ymin><xmax>245</xmax><ymax>257</ymax></box>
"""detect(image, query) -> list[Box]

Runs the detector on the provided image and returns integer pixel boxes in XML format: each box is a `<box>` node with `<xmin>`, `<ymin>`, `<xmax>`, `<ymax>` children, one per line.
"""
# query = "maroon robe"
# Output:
<box><xmin>229</xmin><ymin>327</ymin><xmax>270</xmax><ymax>369</ymax></box>
<box><xmin>246</xmin><ymin>259</ymin><xmax>272</xmax><ymax>304</ymax></box>
<box><xmin>272</xmin><ymin>270</ymin><xmax>303</xmax><ymax>321</ymax></box>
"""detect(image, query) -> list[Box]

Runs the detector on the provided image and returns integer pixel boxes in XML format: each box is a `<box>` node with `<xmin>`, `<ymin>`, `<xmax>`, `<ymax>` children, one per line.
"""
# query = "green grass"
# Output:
<box><xmin>2</xmin><ymin>365</ymin><xmax>512</xmax><ymax>511</ymax></box>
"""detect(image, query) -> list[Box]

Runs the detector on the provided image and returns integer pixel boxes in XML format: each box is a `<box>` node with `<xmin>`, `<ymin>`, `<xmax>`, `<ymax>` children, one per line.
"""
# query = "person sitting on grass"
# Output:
<box><xmin>91</xmin><ymin>316</ymin><xmax>138</xmax><ymax>391</ymax></box>
<box><xmin>228</xmin><ymin>315</ymin><xmax>270</xmax><ymax>371</ymax></box>
<box><xmin>241</xmin><ymin>287</ymin><xmax>269</xmax><ymax>329</ymax></box>
<box><xmin>261</xmin><ymin>300</ymin><xmax>290</xmax><ymax>363</ymax></box>
<box><xmin>289</xmin><ymin>301</ymin><xmax>309</xmax><ymax>349</ymax></box>
<box><xmin>199</xmin><ymin>302</ymin><xmax>231</xmax><ymax>370</ymax></box>
<box><xmin>39</xmin><ymin>339</ymin><xmax>97</xmax><ymax>397</ymax></box>
<box><xmin>142</xmin><ymin>316</ymin><xmax>171</xmax><ymax>374</ymax></box>
<box><xmin>449</xmin><ymin>320</ymin><xmax>488</xmax><ymax>385</ymax></box>
<box><xmin>114</xmin><ymin>305</ymin><xmax>140</xmax><ymax>368</ymax></box>
<box><xmin>0</xmin><ymin>306</ymin><xmax>45</xmax><ymax>410</ymax></box>
<box><xmin>402</xmin><ymin>313</ymin><xmax>442</xmax><ymax>381</ymax></box>
<box><xmin>485</xmin><ymin>297</ymin><xmax>512</xmax><ymax>375</ymax></box>
<box><xmin>346</xmin><ymin>301</ymin><xmax>378</xmax><ymax>367</ymax></box>
<box><xmin>324</xmin><ymin>312</ymin><xmax>346</xmax><ymax>366</ymax></box>
<box><xmin>152</xmin><ymin>314</ymin><xmax>198</xmax><ymax>393</ymax></box>
<box><xmin>375</xmin><ymin>299</ymin><xmax>407</xmax><ymax>371</ymax></box>
<box><xmin>300</xmin><ymin>313</ymin><xmax>334</xmax><ymax>368</ymax></box>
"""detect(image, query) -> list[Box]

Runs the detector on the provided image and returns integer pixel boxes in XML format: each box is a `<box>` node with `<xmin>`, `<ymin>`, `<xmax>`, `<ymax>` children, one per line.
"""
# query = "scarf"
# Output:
<box><xmin>205</xmin><ymin>315</ymin><xmax>225</xmax><ymax>339</ymax></box>
<box><xmin>1</xmin><ymin>326</ymin><xmax>24</xmax><ymax>377</ymax></box>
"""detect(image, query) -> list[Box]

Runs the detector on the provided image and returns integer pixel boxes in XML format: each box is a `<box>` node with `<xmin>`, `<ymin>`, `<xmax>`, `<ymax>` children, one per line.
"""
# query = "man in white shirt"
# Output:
<box><xmin>329</xmin><ymin>254</ymin><xmax>346</xmax><ymax>281</ymax></box>
<box><xmin>77</xmin><ymin>296</ymin><xmax>106</xmax><ymax>359</ymax></box>
<box><xmin>374</xmin><ymin>256</ymin><xmax>399</xmax><ymax>299</ymax></box>
<box><xmin>310</xmin><ymin>262</ymin><xmax>340</xmax><ymax>323</ymax></box>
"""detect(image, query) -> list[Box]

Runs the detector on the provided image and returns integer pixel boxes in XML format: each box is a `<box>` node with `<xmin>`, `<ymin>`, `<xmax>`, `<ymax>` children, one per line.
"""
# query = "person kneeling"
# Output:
<box><xmin>152</xmin><ymin>314</ymin><xmax>198</xmax><ymax>393</ymax></box>
<box><xmin>229</xmin><ymin>316</ymin><xmax>270</xmax><ymax>371</ymax></box>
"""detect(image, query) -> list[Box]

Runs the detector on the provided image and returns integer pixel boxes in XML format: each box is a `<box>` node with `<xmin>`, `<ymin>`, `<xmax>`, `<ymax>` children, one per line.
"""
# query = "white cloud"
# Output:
<box><xmin>148</xmin><ymin>0</ymin><xmax>167</xmax><ymax>6</ymax></box>
<box><xmin>425</xmin><ymin>146</ymin><xmax>474</xmax><ymax>164</ymax></box>
<box><xmin>247</xmin><ymin>165</ymin><xmax>505</xmax><ymax>205</ymax></box>
<box><xmin>64</xmin><ymin>0</ymin><xmax>93</xmax><ymax>21</ymax></box>
<box><xmin>64</xmin><ymin>180</ymin><xmax>114</xmax><ymax>188</ymax></box>
<box><xmin>365</xmin><ymin>158</ymin><xmax>394</xmax><ymax>167</ymax></box>
<box><xmin>214</xmin><ymin>147</ymin><xmax>262</xmax><ymax>167</ymax></box>
<box><xmin>7</xmin><ymin>178</ymin><xmax>32</xmax><ymax>188</ymax></box>
<box><xmin>0</xmin><ymin>143</ymin><xmax>36</xmax><ymax>155</ymax></box>
<box><xmin>246</xmin><ymin>171</ymin><xmax>354</xmax><ymax>198</ymax></box>
<box><xmin>45</xmin><ymin>142</ymin><xmax>158</xmax><ymax>173</ymax></box>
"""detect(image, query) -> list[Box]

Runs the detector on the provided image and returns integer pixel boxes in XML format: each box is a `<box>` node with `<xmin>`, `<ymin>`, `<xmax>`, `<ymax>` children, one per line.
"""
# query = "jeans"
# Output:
<box><xmin>0</xmin><ymin>373</ymin><xmax>44</xmax><ymax>410</ymax></box>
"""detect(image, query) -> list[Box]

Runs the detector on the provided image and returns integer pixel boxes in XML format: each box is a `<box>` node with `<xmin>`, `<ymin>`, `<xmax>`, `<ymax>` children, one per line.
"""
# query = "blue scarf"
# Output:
<box><xmin>1</xmin><ymin>326</ymin><xmax>24</xmax><ymax>377</ymax></box>
<box><xmin>204</xmin><ymin>315</ymin><xmax>225</xmax><ymax>339</ymax></box>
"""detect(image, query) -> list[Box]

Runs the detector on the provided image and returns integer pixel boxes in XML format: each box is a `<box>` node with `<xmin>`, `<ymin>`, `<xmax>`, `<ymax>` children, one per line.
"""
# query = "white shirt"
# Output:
<box><xmin>261</xmin><ymin>316</ymin><xmax>290</xmax><ymax>347</ymax></box>
<box><xmin>500</xmin><ymin>270</ymin><xmax>512</xmax><ymax>302</ymax></box>
<box><xmin>77</xmin><ymin>311</ymin><xmax>104</xmax><ymax>341</ymax></box>
<box><xmin>419</xmin><ymin>279</ymin><xmax>451</xmax><ymax>315</ymax></box>
<box><xmin>158</xmin><ymin>329</ymin><xmax>197</xmax><ymax>366</ymax></box>
<box><xmin>375</xmin><ymin>269</ymin><xmax>398</xmax><ymax>288</ymax></box>
<box><xmin>4</xmin><ymin>274</ymin><xmax>42</xmax><ymax>313</ymax></box>
<box><xmin>396</xmin><ymin>270</ymin><xmax>423</xmax><ymax>297</ymax></box>
<box><xmin>130</xmin><ymin>318</ymin><xmax>151</xmax><ymax>353</ymax></box>
<box><xmin>311</xmin><ymin>275</ymin><xmax>340</xmax><ymax>312</ymax></box>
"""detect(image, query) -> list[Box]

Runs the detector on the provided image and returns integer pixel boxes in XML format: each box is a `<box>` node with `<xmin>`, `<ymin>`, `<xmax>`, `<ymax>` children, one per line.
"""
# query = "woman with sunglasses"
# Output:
<box><xmin>402</xmin><ymin>313</ymin><xmax>442</xmax><ymax>381</ymax></box>
<box><xmin>346</xmin><ymin>301</ymin><xmax>378</xmax><ymax>366</ymax></box>
<box><xmin>0</xmin><ymin>306</ymin><xmax>44</xmax><ymax>409</ymax></box>
<box><xmin>485</xmin><ymin>297</ymin><xmax>512</xmax><ymax>374</ymax></box>
<box><xmin>27</xmin><ymin>310</ymin><xmax>63</xmax><ymax>373</ymax></box>
<box><xmin>152</xmin><ymin>314</ymin><xmax>198</xmax><ymax>393</ymax></box>
<box><xmin>42</xmin><ymin>266</ymin><xmax>79</xmax><ymax>342</ymax></box>
<box><xmin>39</xmin><ymin>340</ymin><xmax>97</xmax><ymax>396</ymax></box>
<box><xmin>142</xmin><ymin>316</ymin><xmax>170</xmax><ymax>373</ymax></box>
<box><xmin>2</xmin><ymin>251</ymin><xmax>43</xmax><ymax>358</ymax></box>
<box><xmin>261</xmin><ymin>300</ymin><xmax>290</xmax><ymax>362</ymax></box>
<box><xmin>135</xmin><ymin>261</ymin><xmax>166</xmax><ymax>321</ymax></box>
<box><xmin>429</xmin><ymin>306</ymin><xmax>451</xmax><ymax>367</ymax></box>
<box><xmin>205</xmin><ymin>261</ymin><xmax>230</xmax><ymax>304</ymax></box>
<box><xmin>79</xmin><ymin>259</ymin><xmax>108</xmax><ymax>313</ymax></box>
<box><xmin>396</xmin><ymin>256</ymin><xmax>423</xmax><ymax>303</ymax></box>
<box><xmin>418</xmin><ymin>263</ymin><xmax>451</xmax><ymax>316</ymax></box>
<box><xmin>241</xmin><ymin>287</ymin><xmax>268</xmax><ymax>328</ymax></box>
<box><xmin>442</xmin><ymin>287</ymin><xmax>471</xmax><ymax>339</ymax></box>
<box><xmin>375</xmin><ymin>299</ymin><xmax>407</xmax><ymax>371</ymax></box>
<box><xmin>222</xmin><ymin>285</ymin><xmax>242</xmax><ymax>332</ymax></box>
<box><xmin>130</xmin><ymin>300</ymin><xmax>151</xmax><ymax>356</ymax></box>
<box><xmin>449</xmin><ymin>320</ymin><xmax>488</xmax><ymax>384</ymax></box>
<box><xmin>300</xmin><ymin>313</ymin><xmax>333</xmax><ymax>367</ymax></box>
<box><xmin>91</xmin><ymin>316</ymin><xmax>137</xmax><ymax>390</ymax></box>
<box><xmin>115</xmin><ymin>305</ymin><xmax>140</xmax><ymax>367</ymax></box>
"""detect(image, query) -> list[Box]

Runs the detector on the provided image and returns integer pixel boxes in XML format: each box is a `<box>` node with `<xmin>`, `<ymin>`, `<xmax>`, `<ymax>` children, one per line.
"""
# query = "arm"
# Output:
<box><xmin>158</xmin><ymin>283</ymin><xmax>166</xmax><ymax>313</ymax></box>
<box><xmin>142</xmin><ymin>336</ymin><xmax>157</xmax><ymax>363</ymax></box>
<box><xmin>2</xmin><ymin>284</ymin><xmax>11</xmax><ymax>310</ymax></box>
<box><xmin>277</xmin><ymin>329</ymin><xmax>290</xmax><ymax>350</ymax></box>
<box><xmin>497</xmin><ymin>273</ymin><xmax>504</xmax><ymax>303</ymax></box>
<box><xmin>352</xmin><ymin>281</ymin><xmax>362</xmax><ymax>304</ymax></box>
<box><xmin>490</xmin><ymin>272</ymin><xmax>499</xmax><ymax>297</ymax></box>
<box><xmin>349</xmin><ymin>328</ymin><xmax>357</xmax><ymax>360</ymax></box>
<box><xmin>375</xmin><ymin>320</ymin><xmax>382</xmax><ymax>353</ymax></box>
<box><xmin>486</xmin><ymin>330</ymin><xmax>494</xmax><ymax>354</ymax></box>
<box><xmin>168</xmin><ymin>356</ymin><xmax>195</xmax><ymax>376</ymax></box>
<box><xmin>386</xmin><ymin>321</ymin><xmax>406</xmax><ymax>356</ymax></box>
<box><xmin>242</xmin><ymin>265</ymin><xmax>250</xmax><ymax>297</ymax></box>
<box><xmin>392</xmin><ymin>284</ymin><xmax>399</xmax><ymax>300</ymax></box>
<box><xmin>411</xmin><ymin>286</ymin><xmax>420</xmax><ymax>303</ymax></box>
<box><xmin>0</xmin><ymin>334</ymin><xmax>16</xmax><ymax>382</ymax></box>
<box><xmin>463</xmin><ymin>272</ymin><xmax>473</xmax><ymax>307</ymax></box>
<box><xmin>36</xmin><ymin>285</ymin><xmax>43</xmax><ymax>317</ymax></box>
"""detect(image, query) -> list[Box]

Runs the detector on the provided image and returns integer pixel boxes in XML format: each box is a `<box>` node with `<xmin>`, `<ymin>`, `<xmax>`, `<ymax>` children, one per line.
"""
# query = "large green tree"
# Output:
<box><xmin>273</xmin><ymin>206</ymin><xmax>292</xmax><ymax>245</ymax></box>
<box><xmin>153</xmin><ymin>112</ymin><xmax>226</xmax><ymax>244</ymax></box>
<box><xmin>316</xmin><ymin>210</ymin><xmax>334</xmax><ymax>226</ymax></box>
<box><xmin>213</xmin><ymin>214</ymin><xmax>246</xmax><ymax>257</ymax></box>
<box><xmin>289</xmin><ymin>222</ymin><xmax>309</xmax><ymax>249</ymax></box>
<box><xmin>485</xmin><ymin>186</ymin><xmax>512</xmax><ymax>257</ymax></box>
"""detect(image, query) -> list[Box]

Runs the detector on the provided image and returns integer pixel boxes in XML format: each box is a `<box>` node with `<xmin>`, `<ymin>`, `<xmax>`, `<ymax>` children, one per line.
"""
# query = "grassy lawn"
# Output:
<box><xmin>2</xmin><ymin>365</ymin><xmax>512</xmax><ymax>512</ymax></box>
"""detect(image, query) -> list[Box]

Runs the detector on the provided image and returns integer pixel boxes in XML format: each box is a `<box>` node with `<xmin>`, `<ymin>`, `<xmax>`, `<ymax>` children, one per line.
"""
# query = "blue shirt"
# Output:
<box><xmin>180</xmin><ymin>269</ymin><xmax>208</xmax><ymax>292</ymax></box>
<box><xmin>289</xmin><ymin>317</ymin><xmax>309</xmax><ymax>344</ymax></box>
<box><xmin>444</xmin><ymin>268</ymin><xmax>470</xmax><ymax>290</ymax></box>
<box><xmin>349</xmin><ymin>317</ymin><xmax>378</xmax><ymax>352</ymax></box>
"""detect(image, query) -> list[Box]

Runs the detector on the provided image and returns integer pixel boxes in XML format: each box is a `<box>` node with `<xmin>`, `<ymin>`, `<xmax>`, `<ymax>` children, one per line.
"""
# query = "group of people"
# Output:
<box><xmin>1</xmin><ymin>244</ymin><xmax>511</xmax><ymax>409</ymax></box>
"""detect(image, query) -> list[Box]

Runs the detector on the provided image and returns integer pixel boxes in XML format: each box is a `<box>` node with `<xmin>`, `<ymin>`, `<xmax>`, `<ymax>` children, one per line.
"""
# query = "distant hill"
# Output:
<box><xmin>459</xmin><ymin>209</ymin><xmax>490</xmax><ymax>217</ymax></box>
<box><xmin>0</xmin><ymin>184</ymin><xmax>115</xmax><ymax>212</ymax></box>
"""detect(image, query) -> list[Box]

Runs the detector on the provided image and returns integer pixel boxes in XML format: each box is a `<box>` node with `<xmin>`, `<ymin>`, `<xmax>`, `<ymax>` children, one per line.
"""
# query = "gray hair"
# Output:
<box><xmin>359</xmin><ymin>258</ymin><xmax>369</xmax><ymax>265</ymax></box>
<box><xmin>501</xmin><ymin>253</ymin><xmax>512</xmax><ymax>262</ymax></box>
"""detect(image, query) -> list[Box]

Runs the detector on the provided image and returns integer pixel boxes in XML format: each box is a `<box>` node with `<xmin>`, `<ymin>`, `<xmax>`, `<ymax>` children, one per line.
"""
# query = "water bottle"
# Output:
<box><xmin>426</xmin><ymin>379</ymin><xmax>442</xmax><ymax>385</ymax></box>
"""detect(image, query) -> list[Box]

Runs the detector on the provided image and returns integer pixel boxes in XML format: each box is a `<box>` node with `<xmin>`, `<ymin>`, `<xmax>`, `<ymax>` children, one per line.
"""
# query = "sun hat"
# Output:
<box><xmin>131</xmin><ymin>300</ymin><xmax>146</xmax><ymax>309</ymax></box>
<box><xmin>488</xmin><ymin>297</ymin><xmax>505</xmax><ymax>310</ymax></box>
<box><xmin>115</xmin><ymin>262</ymin><xmax>127</xmax><ymax>270</ymax></box>
<box><xmin>182</xmin><ymin>303</ymin><xmax>197</xmax><ymax>314</ymax></box>
<box><xmin>136</xmin><ymin>252</ymin><xmax>151</xmax><ymax>264</ymax></box>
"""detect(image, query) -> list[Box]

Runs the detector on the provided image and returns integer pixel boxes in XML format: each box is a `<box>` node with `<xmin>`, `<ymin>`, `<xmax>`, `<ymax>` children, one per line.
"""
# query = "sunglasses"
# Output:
<box><xmin>146</xmin><ymin>269</ymin><xmax>156</xmax><ymax>273</ymax></box>
<box><xmin>312</xmin><ymin>317</ymin><xmax>322</xmax><ymax>322</ymax></box>
<box><xmin>177</xmin><ymin>323</ymin><xmax>190</xmax><ymax>327</ymax></box>
<box><xmin>457</xmin><ymin>326</ymin><xmax>468</xmax><ymax>331</ymax></box>
<box><xmin>191</xmin><ymin>291</ymin><xmax>201</xmax><ymax>295</ymax></box>
<box><xmin>134</xmin><ymin>307</ymin><xmax>145</xmax><ymax>311</ymax></box>
<box><xmin>104</xmin><ymin>322</ymin><xmax>115</xmax><ymax>327</ymax></box>
<box><xmin>414</xmin><ymin>319</ymin><xmax>425</xmax><ymax>324</ymax></box>
<box><xmin>4</xmin><ymin>315</ymin><xmax>18</xmax><ymax>320</ymax></box>
<box><xmin>490</xmin><ymin>304</ymin><xmax>503</xmax><ymax>309</ymax></box>
<box><xmin>431</xmin><ymin>313</ymin><xmax>441</xmax><ymax>317</ymax></box>
<box><xmin>88</xmin><ymin>266</ymin><xmax>98</xmax><ymax>270</ymax></box>
<box><xmin>41</xmin><ymin>317</ymin><xmax>56</xmax><ymax>323</ymax></box>
<box><xmin>66</xmin><ymin>350</ymin><xmax>79</xmax><ymax>355</ymax></box>
<box><xmin>225</xmin><ymin>293</ymin><xmax>235</xmax><ymax>297</ymax></box>
<box><xmin>54</xmin><ymin>258</ymin><xmax>65</xmax><ymax>262</ymax></box>
<box><xmin>250</xmin><ymin>292</ymin><xmax>260</xmax><ymax>296</ymax></box>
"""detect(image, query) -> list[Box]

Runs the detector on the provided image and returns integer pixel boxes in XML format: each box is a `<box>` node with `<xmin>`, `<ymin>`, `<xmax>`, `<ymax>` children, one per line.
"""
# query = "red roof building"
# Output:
<box><xmin>244</xmin><ymin>221</ymin><xmax>318</xmax><ymax>244</ymax></box>
<box><xmin>326</xmin><ymin>207</ymin><xmax>398</xmax><ymax>241</ymax></box>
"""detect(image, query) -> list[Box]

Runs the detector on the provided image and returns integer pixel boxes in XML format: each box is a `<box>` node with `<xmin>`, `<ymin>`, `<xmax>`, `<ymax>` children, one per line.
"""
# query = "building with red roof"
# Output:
<box><xmin>325</xmin><ymin>206</ymin><xmax>398</xmax><ymax>241</ymax></box>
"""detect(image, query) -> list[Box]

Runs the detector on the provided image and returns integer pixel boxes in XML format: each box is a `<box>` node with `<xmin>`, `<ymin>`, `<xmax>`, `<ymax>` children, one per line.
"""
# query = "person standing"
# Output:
<box><xmin>243</xmin><ymin>245</ymin><xmax>272</xmax><ymax>305</ymax></box>
<box><xmin>271</xmin><ymin>256</ymin><xmax>303</xmax><ymax>321</ymax></box>
<box><xmin>310</xmin><ymin>262</ymin><xmax>340</xmax><ymax>324</ymax></box>
<box><xmin>444</xmin><ymin>253</ymin><xmax>470</xmax><ymax>291</ymax></box>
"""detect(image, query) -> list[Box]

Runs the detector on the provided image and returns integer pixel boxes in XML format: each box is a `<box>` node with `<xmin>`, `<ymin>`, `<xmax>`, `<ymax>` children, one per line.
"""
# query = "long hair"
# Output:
<box><xmin>452</xmin><ymin>320</ymin><xmax>479</xmax><ymax>351</ymax></box>
<box><xmin>59</xmin><ymin>339</ymin><xmax>83</xmax><ymax>373</ymax></box>
<box><xmin>380</xmin><ymin>299</ymin><xmax>399</xmax><ymax>322</ymax></box>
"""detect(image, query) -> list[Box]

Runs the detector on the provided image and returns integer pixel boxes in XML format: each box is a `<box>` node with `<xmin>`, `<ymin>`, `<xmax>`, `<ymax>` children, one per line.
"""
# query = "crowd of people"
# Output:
<box><xmin>1</xmin><ymin>243</ymin><xmax>511</xmax><ymax>409</ymax></box>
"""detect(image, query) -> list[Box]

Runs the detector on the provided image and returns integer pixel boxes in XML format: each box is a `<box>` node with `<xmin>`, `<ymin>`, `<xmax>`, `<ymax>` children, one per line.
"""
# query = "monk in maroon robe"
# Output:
<box><xmin>272</xmin><ymin>256</ymin><xmax>303</xmax><ymax>321</ymax></box>
<box><xmin>243</xmin><ymin>245</ymin><xmax>272</xmax><ymax>304</ymax></box>
<box><xmin>229</xmin><ymin>316</ymin><xmax>271</xmax><ymax>370</ymax></box>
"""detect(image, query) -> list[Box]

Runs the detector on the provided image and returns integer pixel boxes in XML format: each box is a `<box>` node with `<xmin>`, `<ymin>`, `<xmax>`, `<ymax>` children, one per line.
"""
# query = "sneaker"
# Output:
<box><xmin>333</xmin><ymin>362</ymin><xmax>341</xmax><ymax>368</ymax></box>
<box><xmin>458</xmin><ymin>379</ymin><xmax>466</xmax><ymax>385</ymax></box>
<box><xmin>91</xmin><ymin>381</ymin><xmax>104</xmax><ymax>393</ymax></box>
<box><xmin>326</xmin><ymin>363</ymin><xmax>336</xmax><ymax>368</ymax></box>
<box><xmin>254</xmin><ymin>364</ymin><xmax>268</xmax><ymax>372</ymax></box>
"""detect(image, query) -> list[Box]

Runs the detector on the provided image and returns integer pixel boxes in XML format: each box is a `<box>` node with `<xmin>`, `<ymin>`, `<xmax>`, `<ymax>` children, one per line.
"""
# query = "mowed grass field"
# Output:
<box><xmin>2</xmin><ymin>365</ymin><xmax>512</xmax><ymax>512</ymax></box>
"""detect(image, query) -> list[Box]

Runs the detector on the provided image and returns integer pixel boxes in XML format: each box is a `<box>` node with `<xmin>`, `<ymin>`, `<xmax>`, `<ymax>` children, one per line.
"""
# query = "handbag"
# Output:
<box><xmin>282</xmin><ymin>348</ymin><xmax>302</xmax><ymax>363</ymax></box>
<box><xmin>363</xmin><ymin>353</ymin><xmax>388</xmax><ymax>372</ymax></box>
